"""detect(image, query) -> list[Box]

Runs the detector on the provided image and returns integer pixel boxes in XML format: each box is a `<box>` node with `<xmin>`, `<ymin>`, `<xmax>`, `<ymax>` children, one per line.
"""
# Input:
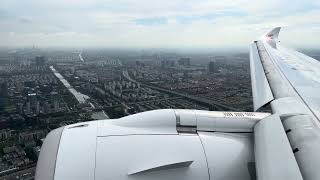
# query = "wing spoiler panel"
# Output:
<box><xmin>249</xmin><ymin>43</ymin><xmax>274</xmax><ymax>111</ymax></box>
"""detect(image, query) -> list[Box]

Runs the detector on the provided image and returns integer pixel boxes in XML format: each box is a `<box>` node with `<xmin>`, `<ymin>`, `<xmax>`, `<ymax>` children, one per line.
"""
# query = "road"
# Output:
<box><xmin>0</xmin><ymin>166</ymin><xmax>36</xmax><ymax>180</ymax></box>
<box><xmin>79</xmin><ymin>52</ymin><xmax>85</xmax><ymax>62</ymax></box>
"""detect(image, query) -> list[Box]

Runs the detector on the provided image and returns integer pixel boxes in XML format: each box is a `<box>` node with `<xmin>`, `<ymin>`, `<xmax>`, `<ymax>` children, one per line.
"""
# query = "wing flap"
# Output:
<box><xmin>254</xmin><ymin>114</ymin><xmax>303</xmax><ymax>180</ymax></box>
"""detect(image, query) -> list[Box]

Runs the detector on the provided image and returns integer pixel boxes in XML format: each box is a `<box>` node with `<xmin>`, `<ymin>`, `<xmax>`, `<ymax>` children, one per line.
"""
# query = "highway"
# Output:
<box><xmin>122</xmin><ymin>70</ymin><xmax>240</xmax><ymax>111</ymax></box>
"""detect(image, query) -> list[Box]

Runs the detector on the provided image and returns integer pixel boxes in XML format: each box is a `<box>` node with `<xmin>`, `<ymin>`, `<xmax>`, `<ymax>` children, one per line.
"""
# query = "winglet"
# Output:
<box><xmin>266</xmin><ymin>27</ymin><xmax>281</xmax><ymax>39</ymax></box>
<box><xmin>263</xmin><ymin>27</ymin><xmax>281</xmax><ymax>48</ymax></box>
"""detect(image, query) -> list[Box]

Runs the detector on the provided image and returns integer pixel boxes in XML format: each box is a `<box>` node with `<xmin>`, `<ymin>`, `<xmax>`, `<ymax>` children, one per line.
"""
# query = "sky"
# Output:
<box><xmin>1</xmin><ymin>0</ymin><xmax>320</xmax><ymax>49</ymax></box>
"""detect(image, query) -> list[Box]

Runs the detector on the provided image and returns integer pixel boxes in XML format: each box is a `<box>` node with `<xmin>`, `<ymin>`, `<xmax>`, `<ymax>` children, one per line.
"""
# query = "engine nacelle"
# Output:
<box><xmin>35</xmin><ymin>109</ymin><xmax>270</xmax><ymax>180</ymax></box>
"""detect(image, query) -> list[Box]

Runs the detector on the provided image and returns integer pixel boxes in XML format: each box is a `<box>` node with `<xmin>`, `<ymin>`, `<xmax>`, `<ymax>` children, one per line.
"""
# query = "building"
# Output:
<box><xmin>178</xmin><ymin>58</ymin><xmax>191</xmax><ymax>66</ymax></box>
<box><xmin>0</xmin><ymin>81</ymin><xmax>8</xmax><ymax>97</ymax></box>
<box><xmin>33</xmin><ymin>146</ymin><xmax>41</xmax><ymax>157</ymax></box>
<box><xmin>27</xmin><ymin>93</ymin><xmax>39</xmax><ymax>115</ymax></box>
<box><xmin>161</xmin><ymin>60</ymin><xmax>175</xmax><ymax>69</ymax></box>
<box><xmin>0</xmin><ymin>129</ymin><xmax>12</xmax><ymax>141</ymax></box>
<box><xmin>0</xmin><ymin>81</ymin><xmax>8</xmax><ymax>110</ymax></box>
<box><xmin>18</xmin><ymin>130</ymin><xmax>47</xmax><ymax>146</ymax></box>
<box><xmin>208</xmin><ymin>61</ymin><xmax>215</xmax><ymax>73</ymax></box>
<box><xmin>35</xmin><ymin>56</ymin><xmax>46</xmax><ymax>66</ymax></box>
<box><xmin>51</xmin><ymin>92</ymin><xmax>59</xmax><ymax>112</ymax></box>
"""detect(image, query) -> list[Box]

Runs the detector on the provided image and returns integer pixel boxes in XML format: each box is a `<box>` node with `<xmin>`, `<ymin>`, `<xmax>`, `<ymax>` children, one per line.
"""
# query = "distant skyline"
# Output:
<box><xmin>1</xmin><ymin>0</ymin><xmax>320</xmax><ymax>49</ymax></box>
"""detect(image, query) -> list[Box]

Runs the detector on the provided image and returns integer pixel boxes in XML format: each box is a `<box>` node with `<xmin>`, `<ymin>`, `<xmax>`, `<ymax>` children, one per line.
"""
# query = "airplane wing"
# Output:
<box><xmin>250</xmin><ymin>27</ymin><xmax>320</xmax><ymax>180</ymax></box>
<box><xmin>34</xmin><ymin>28</ymin><xmax>319</xmax><ymax>180</ymax></box>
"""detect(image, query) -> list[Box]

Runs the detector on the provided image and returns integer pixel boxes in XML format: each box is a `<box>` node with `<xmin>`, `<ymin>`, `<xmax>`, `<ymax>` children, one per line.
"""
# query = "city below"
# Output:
<box><xmin>0</xmin><ymin>47</ymin><xmax>320</xmax><ymax>179</ymax></box>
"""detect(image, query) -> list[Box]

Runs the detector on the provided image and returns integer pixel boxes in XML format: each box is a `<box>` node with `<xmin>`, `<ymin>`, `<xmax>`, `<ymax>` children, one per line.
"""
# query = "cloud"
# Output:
<box><xmin>19</xmin><ymin>16</ymin><xmax>32</xmax><ymax>23</ymax></box>
<box><xmin>0</xmin><ymin>0</ymin><xmax>320</xmax><ymax>48</ymax></box>
<box><xmin>0</xmin><ymin>9</ymin><xmax>10</xmax><ymax>20</ymax></box>
<box><xmin>134</xmin><ymin>17</ymin><xmax>168</xmax><ymax>25</ymax></box>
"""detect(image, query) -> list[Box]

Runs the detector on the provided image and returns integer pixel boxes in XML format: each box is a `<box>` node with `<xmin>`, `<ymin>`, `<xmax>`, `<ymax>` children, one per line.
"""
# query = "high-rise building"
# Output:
<box><xmin>208</xmin><ymin>61</ymin><xmax>215</xmax><ymax>73</ymax></box>
<box><xmin>43</xmin><ymin>102</ymin><xmax>50</xmax><ymax>114</ymax></box>
<box><xmin>51</xmin><ymin>92</ymin><xmax>59</xmax><ymax>112</ymax></box>
<box><xmin>35</xmin><ymin>101</ymin><xmax>40</xmax><ymax>115</ymax></box>
<box><xmin>161</xmin><ymin>60</ymin><xmax>175</xmax><ymax>68</ymax></box>
<box><xmin>178</xmin><ymin>58</ymin><xmax>191</xmax><ymax>66</ymax></box>
<box><xmin>35</xmin><ymin>56</ymin><xmax>46</xmax><ymax>66</ymax></box>
<box><xmin>26</xmin><ymin>101</ymin><xmax>31</xmax><ymax>114</ymax></box>
<box><xmin>27</xmin><ymin>93</ymin><xmax>38</xmax><ymax>115</ymax></box>
<box><xmin>0</xmin><ymin>81</ymin><xmax>8</xmax><ymax>97</ymax></box>
<box><xmin>0</xmin><ymin>81</ymin><xmax>8</xmax><ymax>111</ymax></box>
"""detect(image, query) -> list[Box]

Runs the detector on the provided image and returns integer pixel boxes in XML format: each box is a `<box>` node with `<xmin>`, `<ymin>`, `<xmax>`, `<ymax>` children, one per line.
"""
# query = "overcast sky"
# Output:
<box><xmin>1</xmin><ymin>0</ymin><xmax>320</xmax><ymax>49</ymax></box>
